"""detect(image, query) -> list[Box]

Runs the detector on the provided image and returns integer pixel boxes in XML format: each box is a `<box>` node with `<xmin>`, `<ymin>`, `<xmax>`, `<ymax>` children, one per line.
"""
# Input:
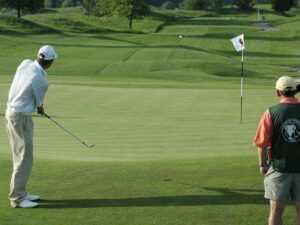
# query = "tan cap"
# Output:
<box><xmin>276</xmin><ymin>76</ymin><xmax>297</xmax><ymax>91</ymax></box>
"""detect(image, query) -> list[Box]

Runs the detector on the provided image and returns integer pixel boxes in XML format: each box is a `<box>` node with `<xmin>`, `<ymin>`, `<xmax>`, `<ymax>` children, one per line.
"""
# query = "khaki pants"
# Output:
<box><xmin>5</xmin><ymin>111</ymin><xmax>33</xmax><ymax>206</ymax></box>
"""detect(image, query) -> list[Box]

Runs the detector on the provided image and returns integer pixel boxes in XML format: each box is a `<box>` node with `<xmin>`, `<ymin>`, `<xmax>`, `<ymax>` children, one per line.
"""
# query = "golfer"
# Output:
<box><xmin>254</xmin><ymin>76</ymin><xmax>300</xmax><ymax>225</ymax></box>
<box><xmin>5</xmin><ymin>45</ymin><xmax>57</xmax><ymax>208</ymax></box>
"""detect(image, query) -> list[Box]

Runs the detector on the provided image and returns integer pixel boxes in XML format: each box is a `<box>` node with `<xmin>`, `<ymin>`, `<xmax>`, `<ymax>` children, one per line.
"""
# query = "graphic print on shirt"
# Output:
<box><xmin>282</xmin><ymin>118</ymin><xmax>300</xmax><ymax>143</ymax></box>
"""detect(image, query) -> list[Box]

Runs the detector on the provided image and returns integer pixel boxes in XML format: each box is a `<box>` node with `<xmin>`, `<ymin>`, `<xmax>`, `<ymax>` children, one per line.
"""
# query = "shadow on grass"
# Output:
<box><xmin>38</xmin><ymin>187</ymin><xmax>266</xmax><ymax>209</ymax></box>
<box><xmin>168</xmin><ymin>18</ymin><xmax>251</xmax><ymax>27</ymax></box>
<box><xmin>184</xmin><ymin>33</ymin><xmax>300</xmax><ymax>42</ymax></box>
<box><xmin>35</xmin><ymin>41</ymin><xmax>230</xmax><ymax>60</ymax></box>
<box><xmin>0</xmin><ymin>113</ymin><xmax>81</xmax><ymax>119</ymax></box>
<box><xmin>219</xmin><ymin>50</ymin><xmax>300</xmax><ymax>58</ymax></box>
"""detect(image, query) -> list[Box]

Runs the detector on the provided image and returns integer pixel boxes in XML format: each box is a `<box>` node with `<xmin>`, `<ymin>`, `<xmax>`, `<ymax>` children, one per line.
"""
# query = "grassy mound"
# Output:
<box><xmin>0</xmin><ymin>14</ymin><xmax>59</xmax><ymax>34</ymax></box>
<box><xmin>25</xmin><ymin>7</ymin><xmax>169</xmax><ymax>34</ymax></box>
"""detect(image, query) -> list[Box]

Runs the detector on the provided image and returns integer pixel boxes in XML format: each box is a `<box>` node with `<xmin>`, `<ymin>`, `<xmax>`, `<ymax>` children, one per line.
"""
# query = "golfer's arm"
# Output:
<box><xmin>257</xmin><ymin>147</ymin><xmax>268</xmax><ymax>166</ymax></box>
<box><xmin>33</xmin><ymin>86</ymin><xmax>47</xmax><ymax>108</ymax></box>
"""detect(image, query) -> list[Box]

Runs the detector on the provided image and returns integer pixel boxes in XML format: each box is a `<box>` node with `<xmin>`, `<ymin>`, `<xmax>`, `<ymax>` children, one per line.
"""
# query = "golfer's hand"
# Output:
<box><xmin>259</xmin><ymin>166</ymin><xmax>268</xmax><ymax>175</ymax></box>
<box><xmin>37</xmin><ymin>106</ymin><xmax>45</xmax><ymax>115</ymax></box>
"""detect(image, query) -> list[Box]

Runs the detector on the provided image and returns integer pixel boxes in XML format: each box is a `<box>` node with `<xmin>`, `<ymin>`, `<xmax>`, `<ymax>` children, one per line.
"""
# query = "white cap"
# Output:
<box><xmin>38</xmin><ymin>45</ymin><xmax>57</xmax><ymax>61</ymax></box>
<box><xmin>276</xmin><ymin>76</ymin><xmax>297</xmax><ymax>91</ymax></box>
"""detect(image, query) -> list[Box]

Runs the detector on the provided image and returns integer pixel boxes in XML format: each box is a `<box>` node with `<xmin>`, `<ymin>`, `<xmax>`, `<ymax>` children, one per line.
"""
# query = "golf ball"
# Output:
<box><xmin>179</xmin><ymin>35</ymin><xmax>183</xmax><ymax>39</ymax></box>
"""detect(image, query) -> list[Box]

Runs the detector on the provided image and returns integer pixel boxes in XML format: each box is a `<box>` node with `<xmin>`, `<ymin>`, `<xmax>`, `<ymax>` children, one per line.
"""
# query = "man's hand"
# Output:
<box><xmin>37</xmin><ymin>106</ymin><xmax>45</xmax><ymax>115</ymax></box>
<box><xmin>259</xmin><ymin>165</ymin><xmax>268</xmax><ymax>175</ymax></box>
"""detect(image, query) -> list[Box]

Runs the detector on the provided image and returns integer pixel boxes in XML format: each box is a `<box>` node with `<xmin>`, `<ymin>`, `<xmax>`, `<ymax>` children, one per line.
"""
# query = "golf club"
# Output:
<box><xmin>43</xmin><ymin>113</ymin><xmax>95</xmax><ymax>148</ymax></box>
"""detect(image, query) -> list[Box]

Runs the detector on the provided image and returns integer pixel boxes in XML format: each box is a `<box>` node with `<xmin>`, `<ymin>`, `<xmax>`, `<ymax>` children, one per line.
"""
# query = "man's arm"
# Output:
<box><xmin>254</xmin><ymin>109</ymin><xmax>272</xmax><ymax>175</ymax></box>
<box><xmin>258</xmin><ymin>147</ymin><xmax>268</xmax><ymax>175</ymax></box>
<box><xmin>33</xmin><ymin>83</ymin><xmax>48</xmax><ymax>115</ymax></box>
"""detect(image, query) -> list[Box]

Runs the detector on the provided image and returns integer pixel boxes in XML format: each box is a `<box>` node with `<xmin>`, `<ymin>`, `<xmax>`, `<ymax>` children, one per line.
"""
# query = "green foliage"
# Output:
<box><xmin>254</xmin><ymin>0</ymin><xmax>270</xmax><ymax>3</ymax></box>
<box><xmin>234</xmin><ymin>0</ymin><xmax>255</xmax><ymax>9</ymax></box>
<box><xmin>26</xmin><ymin>0</ymin><xmax>44</xmax><ymax>13</ymax></box>
<box><xmin>160</xmin><ymin>1</ymin><xmax>177</xmax><ymax>9</ymax></box>
<box><xmin>97</xmin><ymin>0</ymin><xmax>114</xmax><ymax>16</ymax></box>
<box><xmin>62</xmin><ymin>0</ymin><xmax>76</xmax><ymax>7</ymax></box>
<box><xmin>44</xmin><ymin>0</ymin><xmax>54</xmax><ymax>8</ymax></box>
<box><xmin>114</xmin><ymin>0</ymin><xmax>150</xmax><ymax>19</ymax></box>
<box><xmin>271</xmin><ymin>0</ymin><xmax>293</xmax><ymax>14</ymax></box>
<box><xmin>150</xmin><ymin>0</ymin><xmax>182</xmax><ymax>7</ymax></box>
<box><xmin>181</xmin><ymin>0</ymin><xmax>206</xmax><ymax>10</ymax></box>
<box><xmin>53</xmin><ymin>0</ymin><xmax>63</xmax><ymax>7</ymax></box>
<box><xmin>81</xmin><ymin>0</ymin><xmax>98</xmax><ymax>15</ymax></box>
<box><xmin>0</xmin><ymin>0</ymin><xmax>44</xmax><ymax>17</ymax></box>
<box><xmin>211</xmin><ymin>0</ymin><xmax>223</xmax><ymax>10</ymax></box>
<box><xmin>97</xmin><ymin>0</ymin><xmax>150</xmax><ymax>30</ymax></box>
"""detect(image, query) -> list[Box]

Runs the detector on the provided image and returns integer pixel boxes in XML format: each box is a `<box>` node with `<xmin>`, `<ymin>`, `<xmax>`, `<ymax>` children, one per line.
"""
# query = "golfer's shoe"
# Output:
<box><xmin>12</xmin><ymin>199</ymin><xmax>38</xmax><ymax>208</ymax></box>
<box><xmin>26</xmin><ymin>194</ymin><xmax>41</xmax><ymax>201</ymax></box>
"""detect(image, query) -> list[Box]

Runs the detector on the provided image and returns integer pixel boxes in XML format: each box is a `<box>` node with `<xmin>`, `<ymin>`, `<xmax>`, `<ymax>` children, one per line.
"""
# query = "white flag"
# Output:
<box><xmin>230</xmin><ymin>34</ymin><xmax>245</xmax><ymax>52</ymax></box>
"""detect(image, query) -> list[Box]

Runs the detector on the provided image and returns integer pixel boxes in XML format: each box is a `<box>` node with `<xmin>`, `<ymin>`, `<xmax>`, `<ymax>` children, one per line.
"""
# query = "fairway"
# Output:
<box><xmin>1</xmin><ymin>5</ymin><xmax>300</xmax><ymax>225</ymax></box>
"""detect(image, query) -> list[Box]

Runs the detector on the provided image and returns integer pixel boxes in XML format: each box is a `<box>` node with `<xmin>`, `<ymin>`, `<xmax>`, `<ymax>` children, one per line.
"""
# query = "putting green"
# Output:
<box><xmin>0</xmin><ymin>81</ymin><xmax>276</xmax><ymax>162</ymax></box>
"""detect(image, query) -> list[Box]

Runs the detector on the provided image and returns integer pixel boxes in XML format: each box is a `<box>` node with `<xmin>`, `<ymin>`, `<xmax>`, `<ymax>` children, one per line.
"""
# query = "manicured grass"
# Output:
<box><xmin>0</xmin><ymin>154</ymin><xmax>269</xmax><ymax>225</ymax></box>
<box><xmin>1</xmin><ymin>5</ymin><xmax>300</xmax><ymax>225</ymax></box>
<box><xmin>0</xmin><ymin>82</ymin><xmax>270</xmax><ymax>161</ymax></box>
<box><xmin>0</xmin><ymin>80</ymin><xmax>282</xmax><ymax>225</ymax></box>
<box><xmin>0</xmin><ymin>153</ymin><xmax>299</xmax><ymax>225</ymax></box>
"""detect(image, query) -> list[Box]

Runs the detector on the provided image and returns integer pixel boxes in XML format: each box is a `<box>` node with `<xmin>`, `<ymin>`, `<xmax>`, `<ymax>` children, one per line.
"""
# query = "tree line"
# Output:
<box><xmin>0</xmin><ymin>0</ymin><xmax>297</xmax><ymax>29</ymax></box>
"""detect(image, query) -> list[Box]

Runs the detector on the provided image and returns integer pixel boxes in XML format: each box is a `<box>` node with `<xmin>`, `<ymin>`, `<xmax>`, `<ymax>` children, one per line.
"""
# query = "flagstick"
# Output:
<box><xmin>240</xmin><ymin>49</ymin><xmax>244</xmax><ymax>124</ymax></box>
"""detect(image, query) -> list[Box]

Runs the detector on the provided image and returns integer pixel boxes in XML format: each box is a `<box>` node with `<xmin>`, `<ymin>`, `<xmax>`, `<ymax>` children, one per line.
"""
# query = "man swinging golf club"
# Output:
<box><xmin>5</xmin><ymin>45</ymin><xmax>57</xmax><ymax>208</ymax></box>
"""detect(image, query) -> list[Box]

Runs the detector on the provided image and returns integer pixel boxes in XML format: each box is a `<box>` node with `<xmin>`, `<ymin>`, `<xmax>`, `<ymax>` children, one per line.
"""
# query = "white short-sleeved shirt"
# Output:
<box><xmin>7</xmin><ymin>59</ymin><xmax>49</xmax><ymax>115</ymax></box>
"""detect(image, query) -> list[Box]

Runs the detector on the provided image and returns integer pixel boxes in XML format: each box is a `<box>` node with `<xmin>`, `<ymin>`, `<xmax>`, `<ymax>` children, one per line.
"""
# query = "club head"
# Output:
<box><xmin>82</xmin><ymin>142</ymin><xmax>95</xmax><ymax>148</ymax></box>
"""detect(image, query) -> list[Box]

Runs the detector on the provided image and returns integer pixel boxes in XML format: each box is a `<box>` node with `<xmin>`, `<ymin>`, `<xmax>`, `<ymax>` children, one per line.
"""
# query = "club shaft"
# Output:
<box><xmin>44</xmin><ymin>113</ymin><xmax>87</xmax><ymax>145</ymax></box>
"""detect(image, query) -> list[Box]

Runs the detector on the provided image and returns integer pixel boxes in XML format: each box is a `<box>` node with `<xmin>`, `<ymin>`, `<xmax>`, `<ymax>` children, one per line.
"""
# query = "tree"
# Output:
<box><xmin>254</xmin><ymin>0</ymin><xmax>269</xmax><ymax>3</ymax></box>
<box><xmin>44</xmin><ymin>0</ymin><xmax>63</xmax><ymax>8</ymax></box>
<box><xmin>271</xmin><ymin>0</ymin><xmax>293</xmax><ymax>14</ymax></box>
<box><xmin>97</xmin><ymin>0</ymin><xmax>150</xmax><ymax>30</ymax></box>
<box><xmin>81</xmin><ymin>0</ymin><xmax>98</xmax><ymax>15</ymax></box>
<box><xmin>97</xmin><ymin>0</ymin><xmax>115</xmax><ymax>16</ymax></box>
<box><xmin>62</xmin><ymin>0</ymin><xmax>76</xmax><ymax>7</ymax></box>
<box><xmin>0</xmin><ymin>0</ymin><xmax>44</xmax><ymax>18</ymax></box>
<box><xmin>211</xmin><ymin>0</ymin><xmax>223</xmax><ymax>10</ymax></box>
<box><xmin>44</xmin><ymin>0</ymin><xmax>54</xmax><ymax>8</ymax></box>
<box><xmin>161</xmin><ymin>1</ymin><xmax>177</xmax><ymax>9</ymax></box>
<box><xmin>118</xmin><ymin>0</ymin><xmax>150</xmax><ymax>30</ymax></box>
<box><xmin>234</xmin><ymin>0</ymin><xmax>255</xmax><ymax>10</ymax></box>
<box><xmin>25</xmin><ymin>0</ymin><xmax>44</xmax><ymax>13</ymax></box>
<box><xmin>149</xmin><ymin>0</ymin><xmax>181</xmax><ymax>7</ymax></box>
<box><xmin>182</xmin><ymin>0</ymin><xmax>206</xmax><ymax>10</ymax></box>
<box><xmin>53</xmin><ymin>0</ymin><xmax>63</xmax><ymax>7</ymax></box>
